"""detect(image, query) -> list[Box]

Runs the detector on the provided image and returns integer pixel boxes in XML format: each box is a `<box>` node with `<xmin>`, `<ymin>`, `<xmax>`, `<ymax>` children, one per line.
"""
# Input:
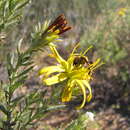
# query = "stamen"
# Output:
<box><xmin>71</xmin><ymin>43</ymin><xmax>80</xmax><ymax>55</ymax></box>
<box><xmin>82</xmin><ymin>45</ymin><xmax>93</xmax><ymax>56</ymax></box>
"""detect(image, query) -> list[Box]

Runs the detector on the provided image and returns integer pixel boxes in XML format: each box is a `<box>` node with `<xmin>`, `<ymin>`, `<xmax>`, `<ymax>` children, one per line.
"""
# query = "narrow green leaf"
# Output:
<box><xmin>17</xmin><ymin>38</ymin><xmax>23</xmax><ymax>54</ymax></box>
<box><xmin>9</xmin><ymin>75</ymin><xmax>27</xmax><ymax>94</ymax></box>
<box><xmin>0</xmin><ymin>104</ymin><xmax>8</xmax><ymax>115</ymax></box>
<box><xmin>31</xmin><ymin>105</ymin><xmax>66</xmax><ymax>121</ymax></box>
<box><xmin>7</xmin><ymin>53</ymin><xmax>14</xmax><ymax>76</ymax></box>
<box><xmin>15</xmin><ymin>66</ymin><xmax>34</xmax><ymax>79</ymax></box>
<box><xmin>9</xmin><ymin>0</ymin><xmax>13</xmax><ymax>12</ymax></box>
<box><xmin>11</xmin><ymin>95</ymin><xmax>24</xmax><ymax>108</ymax></box>
<box><xmin>21</xmin><ymin>61</ymin><xmax>33</xmax><ymax>66</ymax></box>
<box><xmin>14</xmin><ymin>0</ymin><xmax>29</xmax><ymax>11</ymax></box>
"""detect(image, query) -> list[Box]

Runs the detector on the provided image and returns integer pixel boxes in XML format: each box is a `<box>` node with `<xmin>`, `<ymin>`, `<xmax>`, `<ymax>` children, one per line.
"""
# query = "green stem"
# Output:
<box><xmin>5</xmin><ymin>93</ymin><xmax>13</xmax><ymax>130</ymax></box>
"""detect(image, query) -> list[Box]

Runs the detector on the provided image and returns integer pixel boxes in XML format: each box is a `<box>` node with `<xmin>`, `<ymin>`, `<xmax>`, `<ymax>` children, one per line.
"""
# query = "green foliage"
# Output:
<box><xmin>0</xmin><ymin>0</ymin><xmax>130</xmax><ymax>129</ymax></box>
<box><xmin>0</xmin><ymin>1</ymin><xmax>68</xmax><ymax>129</ymax></box>
<box><xmin>65</xmin><ymin>112</ymin><xmax>100</xmax><ymax>130</ymax></box>
<box><xmin>80</xmin><ymin>7</ymin><xmax>129</xmax><ymax>65</ymax></box>
<box><xmin>0</xmin><ymin>0</ymin><xmax>30</xmax><ymax>31</ymax></box>
<box><xmin>65</xmin><ymin>114</ymin><xmax>88</xmax><ymax>130</ymax></box>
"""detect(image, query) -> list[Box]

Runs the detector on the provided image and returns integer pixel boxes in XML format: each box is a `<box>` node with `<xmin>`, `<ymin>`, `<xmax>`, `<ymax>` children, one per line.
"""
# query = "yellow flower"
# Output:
<box><xmin>118</xmin><ymin>8</ymin><xmax>127</xmax><ymax>17</ymax></box>
<box><xmin>39</xmin><ymin>43</ymin><xmax>103</xmax><ymax>109</ymax></box>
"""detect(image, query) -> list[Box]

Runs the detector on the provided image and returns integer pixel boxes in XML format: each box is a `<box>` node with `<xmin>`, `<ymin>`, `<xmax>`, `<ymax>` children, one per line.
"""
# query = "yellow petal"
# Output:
<box><xmin>69</xmin><ymin>68</ymin><xmax>91</xmax><ymax>80</ymax></box>
<box><xmin>75</xmin><ymin>80</ymin><xmax>86</xmax><ymax>109</ymax></box>
<box><xmin>82</xmin><ymin>80</ymin><xmax>92</xmax><ymax>102</ymax></box>
<box><xmin>39</xmin><ymin>65</ymin><xmax>64</xmax><ymax>76</ymax></box>
<box><xmin>66</xmin><ymin>56</ymin><xmax>74</xmax><ymax>71</ymax></box>
<box><xmin>45</xmin><ymin>35</ymin><xmax>59</xmax><ymax>42</ymax></box>
<box><xmin>44</xmin><ymin>73</ymin><xmax>67</xmax><ymax>85</ymax></box>
<box><xmin>61</xmin><ymin>80</ymin><xmax>74</xmax><ymax>102</ymax></box>
<box><xmin>49</xmin><ymin>44</ymin><xmax>68</xmax><ymax>68</ymax></box>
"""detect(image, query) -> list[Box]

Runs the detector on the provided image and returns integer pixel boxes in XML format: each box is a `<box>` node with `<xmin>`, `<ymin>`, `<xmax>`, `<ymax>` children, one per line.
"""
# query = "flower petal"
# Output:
<box><xmin>61</xmin><ymin>80</ymin><xmax>74</xmax><ymax>102</ymax></box>
<box><xmin>39</xmin><ymin>65</ymin><xmax>64</xmax><ymax>77</ymax></box>
<box><xmin>43</xmin><ymin>73</ymin><xmax>67</xmax><ymax>85</ymax></box>
<box><xmin>82</xmin><ymin>80</ymin><xmax>92</xmax><ymax>102</ymax></box>
<box><xmin>69</xmin><ymin>68</ymin><xmax>91</xmax><ymax>81</ymax></box>
<box><xmin>75</xmin><ymin>80</ymin><xmax>86</xmax><ymax>109</ymax></box>
<box><xmin>49</xmin><ymin>43</ymin><xmax>67</xmax><ymax>68</ymax></box>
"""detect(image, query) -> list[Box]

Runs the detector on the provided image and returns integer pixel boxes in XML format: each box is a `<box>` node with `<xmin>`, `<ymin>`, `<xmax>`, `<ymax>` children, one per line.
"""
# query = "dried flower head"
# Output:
<box><xmin>30</xmin><ymin>14</ymin><xmax>71</xmax><ymax>52</ymax></box>
<box><xmin>44</xmin><ymin>14</ymin><xmax>71</xmax><ymax>35</ymax></box>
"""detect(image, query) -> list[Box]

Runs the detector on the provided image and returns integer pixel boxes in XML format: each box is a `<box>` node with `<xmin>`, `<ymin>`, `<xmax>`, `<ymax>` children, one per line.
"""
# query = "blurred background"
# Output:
<box><xmin>0</xmin><ymin>0</ymin><xmax>130</xmax><ymax>129</ymax></box>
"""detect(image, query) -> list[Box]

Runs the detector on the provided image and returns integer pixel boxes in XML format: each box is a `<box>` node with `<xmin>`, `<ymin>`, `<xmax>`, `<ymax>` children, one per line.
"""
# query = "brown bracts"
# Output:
<box><xmin>46</xmin><ymin>14</ymin><xmax>71</xmax><ymax>35</ymax></box>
